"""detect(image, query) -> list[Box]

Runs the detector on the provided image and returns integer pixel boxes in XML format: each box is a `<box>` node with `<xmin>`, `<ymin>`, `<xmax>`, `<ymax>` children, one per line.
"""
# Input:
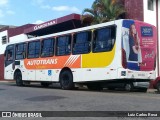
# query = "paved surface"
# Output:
<box><xmin>0</xmin><ymin>81</ymin><xmax>159</xmax><ymax>120</ymax></box>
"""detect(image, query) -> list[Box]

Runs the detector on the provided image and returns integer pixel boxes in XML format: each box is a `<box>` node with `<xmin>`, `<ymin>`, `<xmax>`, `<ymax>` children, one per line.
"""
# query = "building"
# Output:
<box><xmin>0</xmin><ymin>14</ymin><xmax>81</xmax><ymax>80</ymax></box>
<box><xmin>0</xmin><ymin>0</ymin><xmax>160</xmax><ymax>80</ymax></box>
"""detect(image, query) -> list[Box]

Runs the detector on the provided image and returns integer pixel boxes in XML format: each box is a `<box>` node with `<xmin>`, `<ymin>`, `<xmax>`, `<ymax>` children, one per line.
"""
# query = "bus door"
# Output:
<box><xmin>5</xmin><ymin>45</ymin><xmax>15</xmax><ymax>79</ymax></box>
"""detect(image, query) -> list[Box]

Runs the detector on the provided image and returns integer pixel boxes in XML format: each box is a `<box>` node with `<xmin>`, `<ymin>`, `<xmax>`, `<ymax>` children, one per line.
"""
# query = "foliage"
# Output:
<box><xmin>82</xmin><ymin>0</ymin><xmax>125</xmax><ymax>25</ymax></box>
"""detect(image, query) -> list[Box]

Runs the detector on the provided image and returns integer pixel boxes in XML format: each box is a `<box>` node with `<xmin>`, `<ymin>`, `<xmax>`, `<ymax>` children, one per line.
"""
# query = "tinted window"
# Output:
<box><xmin>93</xmin><ymin>26</ymin><xmax>116</xmax><ymax>53</ymax></box>
<box><xmin>41</xmin><ymin>38</ymin><xmax>54</xmax><ymax>57</ymax></box>
<box><xmin>28</xmin><ymin>41</ymin><xmax>40</xmax><ymax>58</ymax></box>
<box><xmin>6</xmin><ymin>49</ymin><xmax>14</xmax><ymax>61</ymax></box>
<box><xmin>5</xmin><ymin>45</ymin><xmax>14</xmax><ymax>61</ymax></box>
<box><xmin>73</xmin><ymin>31</ymin><xmax>91</xmax><ymax>55</ymax></box>
<box><xmin>56</xmin><ymin>35</ymin><xmax>71</xmax><ymax>56</ymax></box>
<box><xmin>148</xmin><ymin>0</ymin><xmax>154</xmax><ymax>11</ymax></box>
<box><xmin>15</xmin><ymin>43</ymin><xmax>27</xmax><ymax>60</ymax></box>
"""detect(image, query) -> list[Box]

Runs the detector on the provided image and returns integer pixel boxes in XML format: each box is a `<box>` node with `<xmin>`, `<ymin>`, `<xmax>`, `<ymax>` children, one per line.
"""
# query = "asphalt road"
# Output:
<box><xmin>0</xmin><ymin>82</ymin><xmax>160</xmax><ymax>120</ymax></box>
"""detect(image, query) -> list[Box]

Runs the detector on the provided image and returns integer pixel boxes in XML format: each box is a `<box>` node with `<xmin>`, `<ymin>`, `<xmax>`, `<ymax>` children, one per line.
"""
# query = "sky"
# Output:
<box><xmin>0</xmin><ymin>0</ymin><xmax>95</xmax><ymax>26</ymax></box>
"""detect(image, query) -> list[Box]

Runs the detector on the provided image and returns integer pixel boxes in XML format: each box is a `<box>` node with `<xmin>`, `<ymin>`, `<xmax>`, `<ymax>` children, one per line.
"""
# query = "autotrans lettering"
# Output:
<box><xmin>24</xmin><ymin>55</ymin><xmax>81</xmax><ymax>69</ymax></box>
<box><xmin>27</xmin><ymin>59</ymin><xmax>58</xmax><ymax>66</ymax></box>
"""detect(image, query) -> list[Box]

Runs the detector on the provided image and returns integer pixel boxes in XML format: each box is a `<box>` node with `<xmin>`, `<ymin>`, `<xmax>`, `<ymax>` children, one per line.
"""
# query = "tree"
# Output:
<box><xmin>82</xmin><ymin>0</ymin><xmax>125</xmax><ymax>25</ymax></box>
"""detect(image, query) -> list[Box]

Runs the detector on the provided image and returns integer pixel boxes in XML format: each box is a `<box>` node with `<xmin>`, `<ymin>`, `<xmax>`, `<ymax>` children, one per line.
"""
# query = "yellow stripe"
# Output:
<box><xmin>82</xmin><ymin>45</ymin><xmax>116</xmax><ymax>68</ymax></box>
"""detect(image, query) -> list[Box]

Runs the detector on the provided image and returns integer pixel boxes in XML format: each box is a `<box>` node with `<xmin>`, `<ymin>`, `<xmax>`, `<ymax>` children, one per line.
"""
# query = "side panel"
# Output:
<box><xmin>36</xmin><ymin>70</ymin><xmax>53</xmax><ymax>81</ymax></box>
<box><xmin>81</xmin><ymin>45</ymin><xmax>116</xmax><ymax>68</ymax></box>
<box><xmin>122</xmin><ymin>20</ymin><xmax>157</xmax><ymax>71</ymax></box>
<box><xmin>24</xmin><ymin>55</ymin><xmax>81</xmax><ymax>69</ymax></box>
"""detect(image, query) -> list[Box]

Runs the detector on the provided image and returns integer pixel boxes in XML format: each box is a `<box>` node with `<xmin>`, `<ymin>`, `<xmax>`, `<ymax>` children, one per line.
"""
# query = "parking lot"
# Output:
<box><xmin>0</xmin><ymin>81</ymin><xmax>160</xmax><ymax>120</ymax></box>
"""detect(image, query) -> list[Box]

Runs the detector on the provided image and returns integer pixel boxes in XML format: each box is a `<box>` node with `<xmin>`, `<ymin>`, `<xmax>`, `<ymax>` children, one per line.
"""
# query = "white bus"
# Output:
<box><xmin>4</xmin><ymin>19</ymin><xmax>157</xmax><ymax>92</ymax></box>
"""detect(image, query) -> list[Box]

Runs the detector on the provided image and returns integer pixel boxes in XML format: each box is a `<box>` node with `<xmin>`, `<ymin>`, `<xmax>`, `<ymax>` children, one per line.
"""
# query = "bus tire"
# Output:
<box><xmin>124</xmin><ymin>83</ymin><xmax>133</xmax><ymax>92</ymax></box>
<box><xmin>60</xmin><ymin>70</ymin><xmax>74</xmax><ymax>90</ymax></box>
<box><xmin>87</xmin><ymin>84</ymin><xmax>103</xmax><ymax>91</ymax></box>
<box><xmin>15</xmin><ymin>72</ymin><xmax>23</xmax><ymax>86</ymax></box>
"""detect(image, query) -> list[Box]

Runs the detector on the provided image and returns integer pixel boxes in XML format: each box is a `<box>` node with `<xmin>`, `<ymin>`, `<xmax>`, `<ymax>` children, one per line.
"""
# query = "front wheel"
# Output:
<box><xmin>15</xmin><ymin>72</ymin><xmax>23</xmax><ymax>86</ymax></box>
<box><xmin>60</xmin><ymin>70</ymin><xmax>74</xmax><ymax>90</ymax></box>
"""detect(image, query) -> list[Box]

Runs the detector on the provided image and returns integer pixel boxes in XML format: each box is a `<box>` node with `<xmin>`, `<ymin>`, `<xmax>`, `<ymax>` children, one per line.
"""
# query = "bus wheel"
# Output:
<box><xmin>41</xmin><ymin>82</ymin><xmax>50</xmax><ymax>87</ymax></box>
<box><xmin>87</xmin><ymin>84</ymin><xmax>103</xmax><ymax>91</ymax></box>
<box><xmin>60</xmin><ymin>70</ymin><xmax>74</xmax><ymax>90</ymax></box>
<box><xmin>157</xmin><ymin>82</ymin><xmax>160</xmax><ymax>92</ymax></box>
<box><xmin>15</xmin><ymin>72</ymin><xmax>23</xmax><ymax>86</ymax></box>
<box><xmin>124</xmin><ymin>83</ymin><xmax>133</xmax><ymax>92</ymax></box>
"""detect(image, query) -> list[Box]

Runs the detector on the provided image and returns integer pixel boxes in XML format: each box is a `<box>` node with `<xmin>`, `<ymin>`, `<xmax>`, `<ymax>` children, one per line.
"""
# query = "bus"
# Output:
<box><xmin>4</xmin><ymin>19</ymin><xmax>157</xmax><ymax>92</ymax></box>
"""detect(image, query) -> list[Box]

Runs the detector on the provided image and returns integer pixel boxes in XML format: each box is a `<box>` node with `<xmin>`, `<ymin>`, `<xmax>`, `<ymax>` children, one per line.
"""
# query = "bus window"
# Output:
<box><xmin>56</xmin><ymin>35</ymin><xmax>71</xmax><ymax>56</ymax></box>
<box><xmin>15</xmin><ymin>43</ymin><xmax>27</xmax><ymax>60</ymax></box>
<box><xmin>93</xmin><ymin>26</ymin><xmax>116</xmax><ymax>53</ymax></box>
<box><xmin>41</xmin><ymin>38</ymin><xmax>55</xmax><ymax>57</ymax></box>
<box><xmin>6</xmin><ymin>50</ymin><xmax>13</xmax><ymax>61</ymax></box>
<box><xmin>28</xmin><ymin>41</ymin><xmax>40</xmax><ymax>58</ymax></box>
<box><xmin>73</xmin><ymin>31</ymin><xmax>91</xmax><ymax>55</ymax></box>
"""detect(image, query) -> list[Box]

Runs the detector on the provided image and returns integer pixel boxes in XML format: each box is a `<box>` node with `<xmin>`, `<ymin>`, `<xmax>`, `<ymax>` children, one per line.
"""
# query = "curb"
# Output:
<box><xmin>147</xmin><ymin>89</ymin><xmax>157</xmax><ymax>93</ymax></box>
<box><xmin>0</xmin><ymin>80</ymin><xmax>15</xmax><ymax>83</ymax></box>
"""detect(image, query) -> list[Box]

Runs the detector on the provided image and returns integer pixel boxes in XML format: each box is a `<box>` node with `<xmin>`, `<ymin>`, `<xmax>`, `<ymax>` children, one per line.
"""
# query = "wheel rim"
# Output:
<box><xmin>16</xmin><ymin>75</ymin><xmax>21</xmax><ymax>83</ymax></box>
<box><xmin>16</xmin><ymin>72</ymin><xmax>22</xmax><ymax>86</ymax></box>
<box><xmin>125</xmin><ymin>84</ymin><xmax>131</xmax><ymax>91</ymax></box>
<box><xmin>62</xmin><ymin>74</ymin><xmax>70</xmax><ymax>87</ymax></box>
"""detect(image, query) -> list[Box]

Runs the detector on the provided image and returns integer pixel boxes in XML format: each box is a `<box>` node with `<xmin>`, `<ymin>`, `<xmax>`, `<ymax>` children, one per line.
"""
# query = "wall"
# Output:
<box><xmin>124</xmin><ymin>0</ymin><xmax>144</xmax><ymax>21</ymax></box>
<box><xmin>0</xmin><ymin>30</ymin><xmax>8</xmax><ymax>80</ymax></box>
<box><xmin>0</xmin><ymin>30</ymin><xmax>8</xmax><ymax>54</ymax></box>
<box><xmin>143</xmin><ymin>0</ymin><xmax>157</xmax><ymax>26</ymax></box>
<box><xmin>157</xmin><ymin>0</ymin><xmax>160</xmax><ymax>76</ymax></box>
<box><xmin>0</xmin><ymin>54</ymin><xmax>4</xmax><ymax>80</ymax></box>
<box><xmin>9</xmin><ymin>34</ymin><xmax>28</xmax><ymax>44</ymax></box>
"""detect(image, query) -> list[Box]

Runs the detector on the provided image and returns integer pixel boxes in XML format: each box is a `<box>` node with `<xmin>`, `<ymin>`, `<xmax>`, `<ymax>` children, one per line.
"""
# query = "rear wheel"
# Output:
<box><xmin>157</xmin><ymin>82</ymin><xmax>160</xmax><ymax>92</ymax></box>
<box><xmin>124</xmin><ymin>83</ymin><xmax>133</xmax><ymax>92</ymax></box>
<box><xmin>15</xmin><ymin>72</ymin><xmax>23</xmax><ymax>86</ymax></box>
<box><xmin>60</xmin><ymin>70</ymin><xmax>74</xmax><ymax>90</ymax></box>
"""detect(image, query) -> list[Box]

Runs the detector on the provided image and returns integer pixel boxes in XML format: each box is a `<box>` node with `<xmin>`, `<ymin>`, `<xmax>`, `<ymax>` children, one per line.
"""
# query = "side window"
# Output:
<box><xmin>148</xmin><ymin>0</ymin><xmax>154</xmax><ymax>11</ymax></box>
<box><xmin>73</xmin><ymin>31</ymin><xmax>91</xmax><ymax>55</ymax></box>
<box><xmin>93</xmin><ymin>26</ymin><xmax>116</xmax><ymax>53</ymax></box>
<box><xmin>6</xmin><ymin>49</ymin><xmax>14</xmax><ymax>61</ymax></box>
<box><xmin>28</xmin><ymin>41</ymin><xmax>40</xmax><ymax>58</ymax></box>
<box><xmin>41</xmin><ymin>38</ymin><xmax>54</xmax><ymax>57</ymax></box>
<box><xmin>56</xmin><ymin>35</ymin><xmax>71</xmax><ymax>56</ymax></box>
<box><xmin>15</xmin><ymin>43</ymin><xmax>27</xmax><ymax>60</ymax></box>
